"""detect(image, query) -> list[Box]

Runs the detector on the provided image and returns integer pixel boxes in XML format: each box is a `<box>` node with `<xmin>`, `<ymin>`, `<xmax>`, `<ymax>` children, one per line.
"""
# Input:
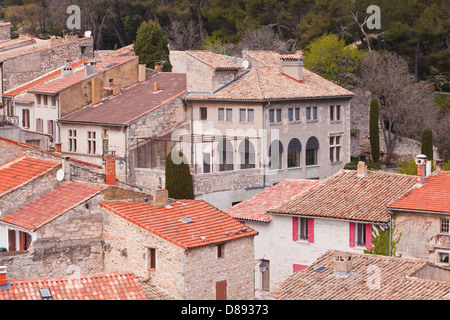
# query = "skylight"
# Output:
<box><xmin>180</xmin><ymin>218</ymin><xmax>194</xmax><ymax>224</ymax></box>
<box><xmin>315</xmin><ymin>266</ymin><xmax>327</xmax><ymax>272</ymax></box>
<box><xmin>39</xmin><ymin>288</ymin><xmax>53</xmax><ymax>300</ymax></box>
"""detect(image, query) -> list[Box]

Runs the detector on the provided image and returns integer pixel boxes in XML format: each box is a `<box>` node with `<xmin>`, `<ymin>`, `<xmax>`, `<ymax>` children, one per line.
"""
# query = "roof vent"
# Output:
<box><xmin>180</xmin><ymin>218</ymin><xmax>194</xmax><ymax>224</ymax></box>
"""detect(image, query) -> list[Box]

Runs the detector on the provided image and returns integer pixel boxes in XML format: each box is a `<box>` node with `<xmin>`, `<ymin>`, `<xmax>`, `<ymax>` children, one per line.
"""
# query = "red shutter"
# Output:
<box><xmin>349</xmin><ymin>222</ymin><xmax>355</xmax><ymax>247</ymax></box>
<box><xmin>292</xmin><ymin>217</ymin><xmax>298</xmax><ymax>241</ymax></box>
<box><xmin>308</xmin><ymin>219</ymin><xmax>314</xmax><ymax>243</ymax></box>
<box><xmin>366</xmin><ymin>224</ymin><xmax>373</xmax><ymax>249</ymax></box>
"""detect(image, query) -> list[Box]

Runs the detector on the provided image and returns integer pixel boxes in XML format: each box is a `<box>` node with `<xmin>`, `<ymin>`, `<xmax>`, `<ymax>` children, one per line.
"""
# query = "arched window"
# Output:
<box><xmin>288</xmin><ymin>138</ymin><xmax>302</xmax><ymax>168</ymax></box>
<box><xmin>306</xmin><ymin>137</ymin><xmax>319</xmax><ymax>166</ymax></box>
<box><xmin>218</xmin><ymin>139</ymin><xmax>234</xmax><ymax>172</ymax></box>
<box><xmin>269</xmin><ymin>140</ymin><xmax>283</xmax><ymax>170</ymax></box>
<box><xmin>239</xmin><ymin>138</ymin><xmax>256</xmax><ymax>169</ymax></box>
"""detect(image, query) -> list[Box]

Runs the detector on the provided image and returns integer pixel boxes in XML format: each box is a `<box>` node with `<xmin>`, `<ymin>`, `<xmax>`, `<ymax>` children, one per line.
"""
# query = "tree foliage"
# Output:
<box><xmin>165</xmin><ymin>151</ymin><xmax>194</xmax><ymax>200</ymax></box>
<box><xmin>369</xmin><ymin>99</ymin><xmax>380</xmax><ymax>163</ymax></box>
<box><xmin>364</xmin><ymin>218</ymin><xmax>402</xmax><ymax>257</ymax></box>
<box><xmin>421</xmin><ymin>129</ymin><xmax>433</xmax><ymax>161</ymax></box>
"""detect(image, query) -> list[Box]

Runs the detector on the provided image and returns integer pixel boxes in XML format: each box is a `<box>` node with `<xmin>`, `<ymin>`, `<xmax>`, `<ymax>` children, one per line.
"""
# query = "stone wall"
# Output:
<box><xmin>184</xmin><ymin>237</ymin><xmax>255</xmax><ymax>300</ymax></box>
<box><xmin>193</xmin><ymin>169</ymin><xmax>264</xmax><ymax>195</ymax></box>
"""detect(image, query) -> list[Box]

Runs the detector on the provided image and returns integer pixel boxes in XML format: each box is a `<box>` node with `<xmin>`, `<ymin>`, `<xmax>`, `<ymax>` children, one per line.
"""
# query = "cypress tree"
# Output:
<box><xmin>421</xmin><ymin>129</ymin><xmax>433</xmax><ymax>161</ymax></box>
<box><xmin>369</xmin><ymin>99</ymin><xmax>380</xmax><ymax>162</ymax></box>
<box><xmin>134</xmin><ymin>20</ymin><xmax>172</xmax><ymax>71</ymax></box>
<box><xmin>165</xmin><ymin>152</ymin><xmax>194</xmax><ymax>200</ymax></box>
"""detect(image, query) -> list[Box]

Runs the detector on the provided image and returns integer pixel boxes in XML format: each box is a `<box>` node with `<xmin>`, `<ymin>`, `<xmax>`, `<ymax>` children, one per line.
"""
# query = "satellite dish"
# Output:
<box><xmin>242</xmin><ymin>60</ymin><xmax>249</xmax><ymax>69</ymax></box>
<box><xmin>84</xmin><ymin>31</ymin><xmax>92</xmax><ymax>38</ymax></box>
<box><xmin>56</xmin><ymin>169</ymin><xmax>65</xmax><ymax>182</ymax></box>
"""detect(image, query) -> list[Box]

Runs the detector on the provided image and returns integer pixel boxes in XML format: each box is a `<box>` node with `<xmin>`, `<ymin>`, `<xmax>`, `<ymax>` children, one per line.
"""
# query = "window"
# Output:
<box><xmin>307</xmin><ymin>107</ymin><xmax>317</xmax><ymax>120</ymax></box>
<box><xmin>239</xmin><ymin>109</ymin><xmax>246</xmax><ymax>122</ymax></box>
<box><xmin>269</xmin><ymin>109</ymin><xmax>274</xmax><ymax>123</ymax></box>
<box><xmin>147</xmin><ymin>248</ymin><xmax>156</xmax><ymax>270</ymax></box>
<box><xmin>330</xmin><ymin>105</ymin><xmax>341</xmax><ymax>121</ymax></box>
<box><xmin>288</xmin><ymin>138</ymin><xmax>302</xmax><ymax>168</ymax></box>
<box><xmin>329</xmin><ymin>135</ymin><xmax>342</xmax><ymax>163</ymax></box>
<box><xmin>47</xmin><ymin>120</ymin><xmax>55</xmax><ymax>136</ymax></box>
<box><xmin>441</xmin><ymin>219</ymin><xmax>449</xmax><ymax>234</ymax></box>
<box><xmin>218</xmin><ymin>108</ymin><xmax>225</xmax><ymax>121</ymax></box>
<box><xmin>356</xmin><ymin>223</ymin><xmax>366</xmax><ymax>246</ymax></box>
<box><xmin>36</xmin><ymin>94</ymin><xmax>41</xmax><ymax>106</ymax></box>
<box><xmin>306</xmin><ymin>137</ymin><xmax>319</xmax><ymax>166</ymax></box>
<box><xmin>295</xmin><ymin>108</ymin><xmax>300</xmax><ymax>121</ymax></box>
<box><xmin>269</xmin><ymin>140</ymin><xmax>283</xmax><ymax>170</ymax></box>
<box><xmin>226</xmin><ymin>108</ymin><xmax>232</xmax><ymax>122</ymax></box>
<box><xmin>22</xmin><ymin>109</ymin><xmax>30</xmax><ymax>129</ymax></box>
<box><xmin>248</xmin><ymin>109</ymin><xmax>254</xmax><ymax>122</ymax></box>
<box><xmin>218</xmin><ymin>139</ymin><xmax>233</xmax><ymax>172</ymax></box>
<box><xmin>88</xmin><ymin>131</ymin><xmax>96</xmax><ymax>154</ymax></box>
<box><xmin>51</xmin><ymin>96</ymin><xmax>56</xmax><ymax>108</ymax></box>
<box><xmin>288</xmin><ymin>108</ymin><xmax>293</xmax><ymax>122</ymax></box>
<box><xmin>36</xmin><ymin>118</ymin><xmax>44</xmax><ymax>133</ymax></box>
<box><xmin>203</xmin><ymin>153</ymin><xmax>211</xmax><ymax>174</ymax></box>
<box><xmin>299</xmin><ymin>218</ymin><xmax>309</xmax><ymax>240</ymax></box>
<box><xmin>200</xmin><ymin>107</ymin><xmax>207</xmax><ymax>120</ymax></box>
<box><xmin>439</xmin><ymin>252</ymin><xmax>449</xmax><ymax>265</ymax></box>
<box><xmin>217</xmin><ymin>244</ymin><xmax>225</xmax><ymax>259</ymax></box>
<box><xmin>239</xmin><ymin>139</ymin><xmax>256</xmax><ymax>169</ymax></box>
<box><xmin>43</xmin><ymin>95</ymin><xmax>48</xmax><ymax>107</ymax></box>
<box><xmin>276</xmin><ymin>109</ymin><xmax>281</xmax><ymax>122</ymax></box>
<box><xmin>69</xmin><ymin>129</ymin><xmax>77</xmax><ymax>152</ymax></box>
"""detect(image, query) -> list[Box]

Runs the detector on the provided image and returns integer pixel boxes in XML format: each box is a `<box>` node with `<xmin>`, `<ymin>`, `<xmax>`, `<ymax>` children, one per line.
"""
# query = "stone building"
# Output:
<box><xmin>100</xmin><ymin>190</ymin><xmax>258</xmax><ymax>300</ymax></box>
<box><xmin>389</xmin><ymin>160</ymin><xmax>450</xmax><ymax>267</ymax></box>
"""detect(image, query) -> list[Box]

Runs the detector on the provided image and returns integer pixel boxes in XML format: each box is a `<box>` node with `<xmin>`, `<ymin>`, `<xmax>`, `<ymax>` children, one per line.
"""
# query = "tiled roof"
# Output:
<box><xmin>244</xmin><ymin>50</ymin><xmax>304</xmax><ymax>66</ymax></box>
<box><xmin>0</xmin><ymin>271</ymin><xmax>147</xmax><ymax>300</ymax></box>
<box><xmin>100</xmin><ymin>200</ymin><xmax>258</xmax><ymax>250</ymax></box>
<box><xmin>3</xmin><ymin>59</ymin><xmax>91</xmax><ymax>98</ymax></box>
<box><xmin>389</xmin><ymin>172</ymin><xmax>450</xmax><ymax>214</ymax></box>
<box><xmin>269</xmin><ymin>170</ymin><xmax>418</xmax><ymax>223</ymax></box>
<box><xmin>186</xmin><ymin>50</ymin><xmax>241</xmax><ymax>70</ymax></box>
<box><xmin>0</xmin><ymin>156</ymin><xmax>59</xmax><ymax>195</ymax></box>
<box><xmin>225</xmin><ymin>179</ymin><xmax>319</xmax><ymax>223</ymax></box>
<box><xmin>277</xmin><ymin>250</ymin><xmax>450</xmax><ymax>300</ymax></box>
<box><xmin>186</xmin><ymin>66</ymin><xmax>354</xmax><ymax>101</ymax></box>
<box><xmin>28</xmin><ymin>56</ymin><xmax>138</xmax><ymax>95</ymax></box>
<box><xmin>58</xmin><ymin>72</ymin><xmax>187</xmax><ymax>126</ymax></box>
<box><xmin>1</xmin><ymin>181</ymin><xmax>106</xmax><ymax>231</ymax></box>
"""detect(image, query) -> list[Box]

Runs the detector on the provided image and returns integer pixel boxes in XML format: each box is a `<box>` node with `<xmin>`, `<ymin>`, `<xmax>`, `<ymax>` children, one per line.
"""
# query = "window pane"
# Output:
<box><xmin>203</xmin><ymin>153</ymin><xmax>210</xmax><ymax>173</ymax></box>
<box><xmin>288</xmin><ymin>108</ymin><xmax>293</xmax><ymax>121</ymax></box>
<box><xmin>295</xmin><ymin>108</ymin><xmax>300</xmax><ymax>121</ymax></box>
<box><xmin>288</xmin><ymin>150</ymin><xmax>300</xmax><ymax>168</ymax></box>
<box><xmin>218</xmin><ymin>108</ymin><xmax>224</xmax><ymax>121</ymax></box>
<box><xmin>226</xmin><ymin>109</ymin><xmax>232</xmax><ymax>121</ymax></box>
<box><xmin>336</xmin><ymin>147</ymin><xmax>341</xmax><ymax>162</ymax></box>
<box><xmin>269</xmin><ymin>109</ymin><xmax>274</xmax><ymax>122</ymax></box>
<box><xmin>313</xmin><ymin>107</ymin><xmax>318</xmax><ymax>119</ymax></box>
<box><xmin>330</xmin><ymin>147</ymin><xmax>334</xmax><ymax>162</ymax></box>
<box><xmin>248</xmin><ymin>109</ymin><xmax>254</xmax><ymax>122</ymax></box>
<box><xmin>240</xmin><ymin>109</ymin><xmax>246</xmax><ymax>122</ymax></box>
<box><xmin>200</xmin><ymin>108</ymin><xmax>207</xmax><ymax>120</ymax></box>
<box><xmin>336</xmin><ymin>105</ymin><xmax>341</xmax><ymax>120</ymax></box>
<box><xmin>276</xmin><ymin>109</ymin><xmax>281</xmax><ymax>122</ymax></box>
<box><xmin>330</xmin><ymin>106</ymin><xmax>334</xmax><ymax>121</ymax></box>
<box><xmin>306</xmin><ymin>107</ymin><xmax>311</xmax><ymax>120</ymax></box>
<box><xmin>300</xmin><ymin>218</ymin><xmax>308</xmax><ymax>240</ymax></box>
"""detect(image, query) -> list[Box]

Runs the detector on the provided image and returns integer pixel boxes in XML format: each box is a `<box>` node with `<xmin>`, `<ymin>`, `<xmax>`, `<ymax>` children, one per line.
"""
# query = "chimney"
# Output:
<box><xmin>84</xmin><ymin>61</ymin><xmax>97</xmax><ymax>77</ymax></box>
<box><xmin>333</xmin><ymin>253</ymin><xmax>354</xmax><ymax>277</ymax></box>
<box><xmin>139</xmin><ymin>64</ymin><xmax>146</xmax><ymax>82</ymax></box>
<box><xmin>154</xmin><ymin>81</ymin><xmax>161</xmax><ymax>92</ymax></box>
<box><xmin>435</xmin><ymin>159</ymin><xmax>444</xmax><ymax>172</ymax></box>
<box><xmin>153</xmin><ymin>189</ymin><xmax>169</xmax><ymax>207</ymax></box>
<box><xmin>104</xmin><ymin>153</ymin><xmax>116</xmax><ymax>186</ymax></box>
<box><xmin>61</xmin><ymin>60</ymin><xmax>73</xmax><ymax>77</ymax></box>
<box><xmin>415</xmin><ymin>154</ymin><xmax>427</xmax><ymax>185</ymax></box>
<box><xmin>426</xmin><ymin>160</ymin><xmax>432</xmax><ymax>177</ymax></box>
<box><xmin>0</xmin><ymin>266</ymin><xmax>7</xmax><ymax>286</ymax></box>
<box><xmin>54</xmin><ymin>143</ymin><xmax>62</xmax><ymax>153</ymax></box>
<box><xmin>356</xmin><ymin>161</ymin><xmax>368</xmax><ymax>178</ymax></box>
<box><xmin>91</xmin><ymin>78</ymin><xmax>102</xmax><ymax>105</ymax></box>
<box><xmin>62</xmin><ymin>156</ymin><xmax>71</xmax><ymax>181</ymax></box>
<box><xmin>281</xmin><ymin>57</ymin><xmax>304</xmax><ymax>82</ymax></box>
<box><xmin>154</xmin><ymin>62</ymin><xmax>163</xmax><ymax>71</ymax></box>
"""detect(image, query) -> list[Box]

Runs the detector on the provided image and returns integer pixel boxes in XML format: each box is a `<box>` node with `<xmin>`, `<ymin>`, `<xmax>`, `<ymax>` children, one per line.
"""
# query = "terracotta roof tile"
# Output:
<box><xmin>0</xmin><ymin>271</ymin><xmax>147</xmax><ymax>300</ymax></box>
<box><xmin>1</xmin><ymin>181</ymin><xmax>106</xmax><ymax>230</ymax></box>
<box><xmin>186</xmin><ymin>51</ymin><xmax>240</xmax><ymax>70</ymax></box>
<box><xmin>58</xmin><ymin>72</ymin><xmax>187</xmax><ymax>126</ymax></box>
<box><xmin>225</xmin><ymin>179</ymin><xmax>319</xmax><ymax>223</ymax></box>
<box><xmin>277</xmin><ymin>250</ymin><xmax>450</xmax><ymax>300</ymax></box>
<box><xmin>389</xmin><ymin>172</ymin><xmax>450</xmax><ymax>213</ymax></box>
<box><xmin>101</xmin><ymin>200</ymin><xmax>258</xmax><ymax>249</ymax></box>
<box><xmin>28</xmin><ymin>56</ymin><xmax>138</xmax><ymax>95</ymax></box>
<box><xmin>186</xmin><ymin>66</ymin><xmax>354</xmax><ymax>101</ymax></box>
<box><xmin>0</xmin><ymin>156</ymin><xmax>59</xmax><ymax>195</ymax></box>
<box><xmin>269</xmin><ymin>170</ymin><xmax>418</xmax><ymax>223</ymax></box>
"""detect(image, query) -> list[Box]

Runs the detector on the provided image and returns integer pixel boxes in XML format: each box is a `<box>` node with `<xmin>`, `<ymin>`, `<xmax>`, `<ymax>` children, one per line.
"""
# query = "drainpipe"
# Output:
<box><xmin>263</xmin><ymin>101</ymin><xmax>270</xmax><ymax>187</ymax></box>
<box><xmin>123</xmin><ymin>125</ymin><xmax>128</xmax><ymax>183</ymax></box>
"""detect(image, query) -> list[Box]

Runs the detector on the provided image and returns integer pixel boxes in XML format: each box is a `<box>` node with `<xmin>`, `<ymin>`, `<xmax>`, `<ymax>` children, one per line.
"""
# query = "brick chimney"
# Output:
<box><xmin>104</xmin><ymin>153</ymin><xmax>116</xmax><ymax>186</ymax></box>
<box><xmin>91</xmin><ymin>78</ymin><xmax>101</xmax><ymax>105</ymax></box>
<box><xmin>153</xmin><ymin>189</ymin><xmax>169</xmax><ymax>207</ymax></box>
<box><xmin>0</xmin><ymin>266</ymin><xmax>7</xmax><ymax>286</ymax></box>
<box><xmin>356</xmin><ymin>161</ymin><xmax>368</xmax><ymax>178</ymax></box>
<box><xmin>415</xmin><ymin>154</ymin><xmax>427</xmax><ymax>184</ymax></box>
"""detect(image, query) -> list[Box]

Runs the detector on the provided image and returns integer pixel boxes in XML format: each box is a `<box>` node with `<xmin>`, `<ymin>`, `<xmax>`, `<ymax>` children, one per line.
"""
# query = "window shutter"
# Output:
<box><xmin>292</xmin><ymin>217</ymin><xmax>298</xmax><ymax>241</ymax></box>
<box><xmin>365</xmin><ymin>224</ymin><xmax>373</xmax><ymax>249</ymax></box>
<box><xmin>349</xmin><ymin>222</ymin><xmax>355</xmax><ymax>247</ymax></box>
<box><xmin>308</xmin><ymin>219</ymin><xmax>314</xmax><ymax>243</ymax></box>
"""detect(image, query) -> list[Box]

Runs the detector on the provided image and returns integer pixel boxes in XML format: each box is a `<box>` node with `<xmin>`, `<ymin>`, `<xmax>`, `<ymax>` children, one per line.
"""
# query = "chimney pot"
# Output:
<box><xmin>435</xmin><ymin>159</ymin><xmax>444</xmax><ymax>172</ymax></box>
<box><xmin>153</xmin><ymin>189</ymin><xmax>169</xmax><ymax>207</ymax></box>
<box><xmin>334</xmin><ymin>253</ymin><xmax>353</xmax><ymax>274</ymax></box>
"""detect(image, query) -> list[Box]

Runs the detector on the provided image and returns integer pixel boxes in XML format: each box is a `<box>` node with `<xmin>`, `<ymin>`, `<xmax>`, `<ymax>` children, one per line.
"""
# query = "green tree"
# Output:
<box><xmin>421</xmin><ymin>129</ymin><xmax>433</xmax><ymax>161</ymax></box>
<box><xmin>369</xmin><ymin>99</ymin><xmax>380</xmax><ymax>163</ymax></box>
<box><xmin>398</xmin><ymin>159</ymin><xmax>418</xmax><ymax>176</ymax></box>
<box><xmin>134</xmin><ymin>20</ymin><xmax>172</xmax><ymax>71</ymax></box>
<box><xmin>303</xmin><ymin>33</ymin><xmax>366</xmax><ymax>87</ymax></box>
<box><xmin>165</xmin><ymin>151</ymin><xmax>194</xmax><ymax>200</ymax></box>
<box><xmin>364</xmin><ymin>218</ymin><xmax>402</xmax><ymax>257</ymax></box>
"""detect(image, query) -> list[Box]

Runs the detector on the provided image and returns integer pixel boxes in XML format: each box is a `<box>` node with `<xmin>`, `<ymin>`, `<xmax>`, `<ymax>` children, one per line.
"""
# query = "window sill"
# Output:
<box><xmin>306</xmin><ymin>120</ymin><xmax>318</xmax><ymax>123</ymax></box>
<box><xmin>330</xmin><ymin>161</ymin><xmax>343</xmax><ymax>166</ymax></box>
<box><xmin>330</xmin><ymin>120</ymin><xmax>342</xmax><ymax>124</ymax></box>
<box><xmin>295</xmin><ymin>240</ymin><xmax>311</xmax><ymax>245</ymax></box>
<box><xmin>305</xmin><ymin>164</ymin><xmax>319</xmax><ymax>168</ymax></box>
<box><xmin>287</xmin><ymin>166</ymin><xmax>301</xmax><ymax>170</ymax></box>
<box><xmin>147</xmin><ymin>268</ymin><xmax>156</xmax><ymax>272</ymax></box>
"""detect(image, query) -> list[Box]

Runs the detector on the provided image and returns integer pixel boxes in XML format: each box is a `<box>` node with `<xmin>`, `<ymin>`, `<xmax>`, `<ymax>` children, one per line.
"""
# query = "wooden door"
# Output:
<box><xmin>261</xmin><ymin>260</ymin><xmax>270</xmax><ymax>291</ymax></box>
<box><xmin>216</xmin><ymin>280</ymin><xmax>227</xmax><ymax>300</ymax></box>
<box><xmin>8</xmin><ymin>230</ymin><xmax>16</xmax><ymax>252</ymax></box>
